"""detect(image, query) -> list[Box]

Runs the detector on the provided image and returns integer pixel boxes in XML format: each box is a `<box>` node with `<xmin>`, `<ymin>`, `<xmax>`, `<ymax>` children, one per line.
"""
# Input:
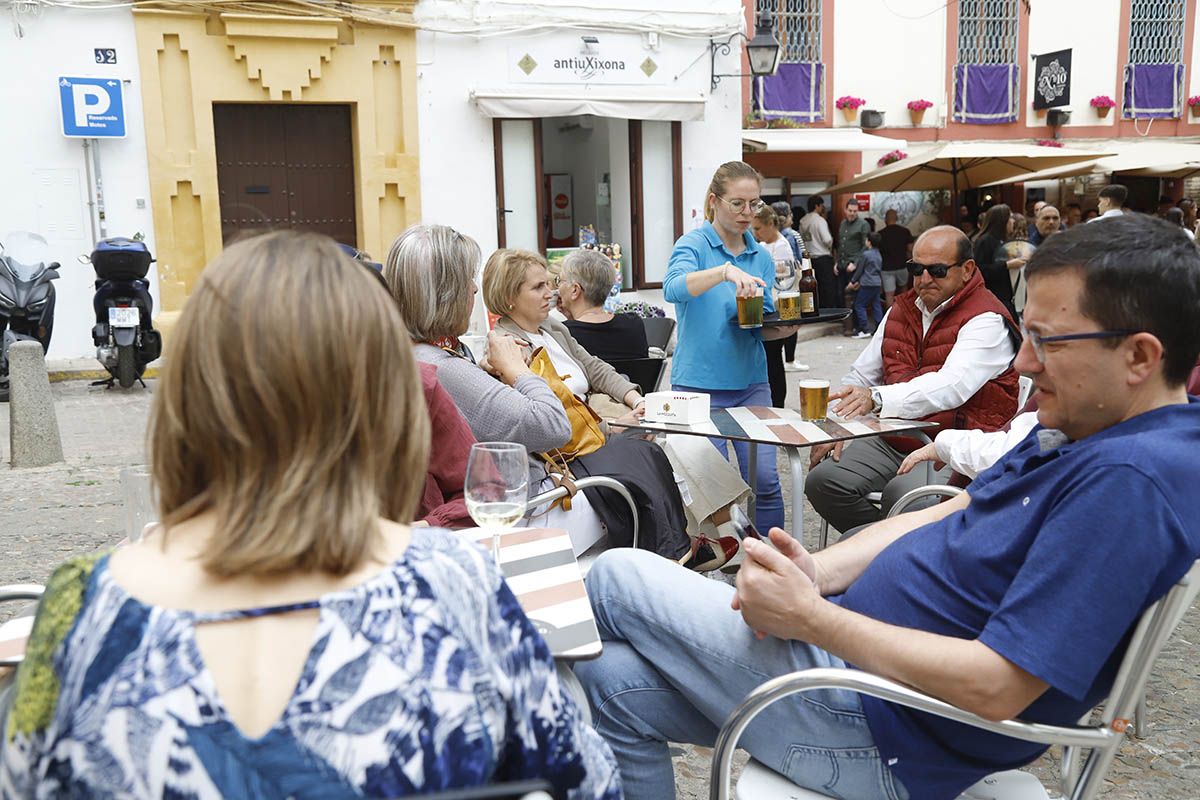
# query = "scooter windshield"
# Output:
<box><xmin>2</xmin><ymin>232</ymin><xmax>50</xmax><ymax>281</ymax></box>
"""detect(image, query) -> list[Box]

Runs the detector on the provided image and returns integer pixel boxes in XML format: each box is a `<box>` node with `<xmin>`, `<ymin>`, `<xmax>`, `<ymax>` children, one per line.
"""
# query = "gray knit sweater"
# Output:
<box><xmin>413</xmin><ymin>343</ymin><xmax>571</xmax><ymax>454</ymax></box>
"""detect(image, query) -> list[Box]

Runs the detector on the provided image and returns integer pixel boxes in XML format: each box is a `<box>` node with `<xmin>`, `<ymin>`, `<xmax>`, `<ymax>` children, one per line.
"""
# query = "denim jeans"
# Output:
<box><xmin>853</xmin><ymin>285</ymin><xmax>883</xmax><ymax>333</ymax></box>
<box><xmin>672</xmin><ymin>381</ymin><xmax>784</xmax><ymax>532</ymax></box>
<box><xmin>574</xmin><ymin>550</ymin><xmax>909</xmax><ymax>800</ymax></box>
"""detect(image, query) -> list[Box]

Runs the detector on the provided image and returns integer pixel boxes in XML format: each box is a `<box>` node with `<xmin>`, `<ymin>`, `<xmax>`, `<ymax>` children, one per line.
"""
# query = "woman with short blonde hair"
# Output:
<box><xmin>1</xmin><ymin>230</ymin><xmax>619</xmax><ymax>799</ymax></box>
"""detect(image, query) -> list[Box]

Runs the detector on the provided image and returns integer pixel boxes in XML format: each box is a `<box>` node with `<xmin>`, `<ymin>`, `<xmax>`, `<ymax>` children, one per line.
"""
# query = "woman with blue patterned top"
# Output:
<box><xmin>0</xmin><ymin>231</ymin><xmax>620</xmax><ymax>799</ymax></box>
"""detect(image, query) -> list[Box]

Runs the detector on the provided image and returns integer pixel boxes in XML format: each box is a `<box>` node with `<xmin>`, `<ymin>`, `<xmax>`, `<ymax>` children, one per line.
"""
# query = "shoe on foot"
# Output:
<box><xmin>784</xmin><ymin>361</ymin><xmax>810</xmax><ymax>372</ymax></box>
<box><xmin>853</xmin><ymin>330</ymin><xmax>872</xmax><ymax>339</ymax></box>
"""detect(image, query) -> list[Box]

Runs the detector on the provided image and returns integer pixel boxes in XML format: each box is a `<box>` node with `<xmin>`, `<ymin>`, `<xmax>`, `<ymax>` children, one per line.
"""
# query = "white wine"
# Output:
<box><xmin>467</xmin><ymin>500</ymin><xmax>525</xmax><ymax>529</ymax></box>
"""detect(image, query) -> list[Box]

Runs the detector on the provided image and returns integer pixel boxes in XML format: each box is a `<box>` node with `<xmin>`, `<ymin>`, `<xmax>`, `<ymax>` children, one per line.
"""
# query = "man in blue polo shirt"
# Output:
<box><xmin>575</xmin><ymin>214</ymin><xmax>1200</xmax><ymax>800</ymax></box>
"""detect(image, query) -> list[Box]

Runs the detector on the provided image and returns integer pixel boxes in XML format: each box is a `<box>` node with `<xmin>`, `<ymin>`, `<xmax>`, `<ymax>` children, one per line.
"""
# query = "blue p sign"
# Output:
<box><xmin>58</xmin><ymin>77</ymin><xmax>126</xmax><ymax>138</ymax></box>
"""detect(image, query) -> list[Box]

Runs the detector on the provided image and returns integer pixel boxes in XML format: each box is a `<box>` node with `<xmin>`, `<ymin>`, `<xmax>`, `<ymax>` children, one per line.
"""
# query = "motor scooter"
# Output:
<box><xmin>0</xmin><ymin>232</ymin><xmax>59</xmax><ymax>402</ymax></box>
<box><xmin>87</xmin><ymin>237</ymin><xmax>161</xmax><ymax>389</ymax></box>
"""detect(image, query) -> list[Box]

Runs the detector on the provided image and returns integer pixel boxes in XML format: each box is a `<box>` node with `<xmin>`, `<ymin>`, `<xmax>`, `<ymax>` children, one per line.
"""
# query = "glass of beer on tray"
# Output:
<box><xmin>777</xmin><ymin>291</ymin><xmax>801</xmax><ymax>321</ymax></box>
<box><xmin>798</xmin><ymin>379</ymin><xmax>830</xmax><ymax>421</ymax></box>
<box><xmin>736</xmin><ymin>288</ymin><xmax>764</xmax><ymax>329</ymax></box>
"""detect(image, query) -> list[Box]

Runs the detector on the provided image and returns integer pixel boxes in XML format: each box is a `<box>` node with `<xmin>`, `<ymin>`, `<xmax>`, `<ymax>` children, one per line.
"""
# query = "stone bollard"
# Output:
<box><xmin>8</xmin><ymin>340</ymin><xmax>64</xmax><ymax>468</ymax></box>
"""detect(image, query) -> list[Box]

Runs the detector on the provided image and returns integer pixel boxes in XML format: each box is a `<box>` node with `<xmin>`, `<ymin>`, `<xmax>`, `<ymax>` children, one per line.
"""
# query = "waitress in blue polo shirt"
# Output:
<box><xmin>664</xmin><ymin>161</ymin><xmax>800</xmax><ymax>531</ymax></box>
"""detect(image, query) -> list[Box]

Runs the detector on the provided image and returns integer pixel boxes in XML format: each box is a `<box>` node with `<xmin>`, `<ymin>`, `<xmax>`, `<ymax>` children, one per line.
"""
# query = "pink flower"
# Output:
<box><xmin>1035</xmin><ymin>139</ymin><xmax>1064</xmax><ymax>148</ymax></box>
<box><xmin>1089</xmin><ymin>95</ymin><xmax>1116</xmax><ymax>108</ymax></box>
<box><xmin>1189</xmin><ymin>95</ymin><xmax>1200</xmax><ymax>106</ymax></box>
<box><xmin>907</xmin><ymin>99</ymin><xmax>934</xmax><ymax>111</ymax></box>
<box><xmin>835</xmin><ymin>96</ymin><xmax>866</xmax><ymax>110</ymax></box>
<box><xmin>877</xmin><ymin>149</ymin><xmax>909</xmax><ymax>167</ymax></box>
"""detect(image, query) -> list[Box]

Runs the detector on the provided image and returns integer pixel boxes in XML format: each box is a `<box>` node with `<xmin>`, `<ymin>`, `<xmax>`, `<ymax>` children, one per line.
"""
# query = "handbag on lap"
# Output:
<box><xmin>528</xmin><ymin>347</ymin><xmax>606</xmax><ymax>510</ymax></box>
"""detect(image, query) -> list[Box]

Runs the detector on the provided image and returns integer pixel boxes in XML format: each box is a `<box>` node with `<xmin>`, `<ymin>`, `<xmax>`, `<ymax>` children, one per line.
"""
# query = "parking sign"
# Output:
<box><xmin>58</xmin><ymin>77</ymin><xmax>126</xmax><ymax>138</ymax></box>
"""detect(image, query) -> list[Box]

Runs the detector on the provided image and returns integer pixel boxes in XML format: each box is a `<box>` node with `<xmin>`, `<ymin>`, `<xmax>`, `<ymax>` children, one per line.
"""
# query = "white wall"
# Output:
<box><xmin>416</xmin><ymin>15</ymin><xmax>743</xmax><ymax>324</ymax></box>
<box><xmin>1027</xmin><ymin>0</ymin><xmax>1121</xmax><ymax>128</ymax></box>
<box><xmin>0</xmin><ymin>7</ymin><xmax>156</xmax><ymax>360</ymax></box>
<box><xmin>831</xmin><ymin>0</ymin><xmax>948</xmax><ymax>129</ymax></box>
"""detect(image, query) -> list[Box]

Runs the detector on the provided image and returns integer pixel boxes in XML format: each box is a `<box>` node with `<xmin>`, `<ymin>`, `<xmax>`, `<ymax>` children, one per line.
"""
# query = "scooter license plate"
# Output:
<box><xmin>108</xmin><ymin>307</ymin><xmax>139</xmax><ymax>328</ymax></box>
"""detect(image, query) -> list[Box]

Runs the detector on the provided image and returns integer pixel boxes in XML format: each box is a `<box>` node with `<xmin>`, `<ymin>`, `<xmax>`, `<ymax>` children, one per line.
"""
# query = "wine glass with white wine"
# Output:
<box><xmin>465</xmin><ymin>442</ymin><xmax>529</xmax><ymax>563</ymax></box>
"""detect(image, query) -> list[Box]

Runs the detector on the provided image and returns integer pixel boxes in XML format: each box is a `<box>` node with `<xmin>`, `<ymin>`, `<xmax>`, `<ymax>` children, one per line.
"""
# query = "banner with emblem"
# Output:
<box><xmin>1033</xmin><ymin>49</ymin><xmax>1072</xmax><ymax>110</ymax></box>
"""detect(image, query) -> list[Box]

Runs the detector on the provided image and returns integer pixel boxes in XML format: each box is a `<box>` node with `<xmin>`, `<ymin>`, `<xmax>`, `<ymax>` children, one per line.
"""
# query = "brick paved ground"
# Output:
<box><xmin>0</xmin><ymin>337</ymin><xmax>1196</xmax><ymax>798</ymax></box>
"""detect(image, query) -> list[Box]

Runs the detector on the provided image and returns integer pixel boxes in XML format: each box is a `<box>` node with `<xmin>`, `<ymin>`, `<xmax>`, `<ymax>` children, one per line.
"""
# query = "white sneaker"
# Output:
<box><xmin>784</xmin><ymin>361</ymin><xmax>810</xmax><ymax>372</ymax></box>
<box><xmin>853</xmin><ymin>331</ymin><xmax>872</xmax><ymax>339</ymax></box>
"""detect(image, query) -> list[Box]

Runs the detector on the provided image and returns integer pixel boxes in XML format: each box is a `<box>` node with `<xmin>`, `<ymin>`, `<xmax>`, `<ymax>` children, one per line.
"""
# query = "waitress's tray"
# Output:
<box><xmin>730</xmin><ymin>308</ymin><xmax>851</xmax><ymax>327</ymax></box>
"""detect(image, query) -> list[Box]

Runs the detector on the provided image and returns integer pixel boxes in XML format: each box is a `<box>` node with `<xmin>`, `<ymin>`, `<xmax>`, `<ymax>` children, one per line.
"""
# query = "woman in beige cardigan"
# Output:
<box><xmin>483</xmin><ymin>249</ymin><xmax>740</xmax><ymax>571</ymax></box>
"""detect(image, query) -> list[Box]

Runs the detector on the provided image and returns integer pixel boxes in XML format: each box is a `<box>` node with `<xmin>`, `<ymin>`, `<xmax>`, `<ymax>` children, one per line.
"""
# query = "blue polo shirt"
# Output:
<box><xmin>662</xmin><ymin>222</ymin><xmax>776</xmax><ymax>390</ymax></box>
<box><xmin>833</xmin><ymin>399</ymin><xmax>1200</xmax><ymax>799</ymax></box>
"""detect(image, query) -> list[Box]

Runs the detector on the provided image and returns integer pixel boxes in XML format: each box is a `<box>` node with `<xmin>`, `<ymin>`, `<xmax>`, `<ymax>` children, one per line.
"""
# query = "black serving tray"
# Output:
<box><xmin>731</xmin><ymin>308</ymin><xmax>852</xmax><ymax>327</ymax></box>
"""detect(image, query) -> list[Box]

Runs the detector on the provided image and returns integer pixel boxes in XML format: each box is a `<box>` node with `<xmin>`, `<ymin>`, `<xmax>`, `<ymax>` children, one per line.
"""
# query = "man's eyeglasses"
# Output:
<box><xmin>1020</xmin><ymin>323</ymin><xmax>1139</xmax><ymax>363</ymax></box>
<box><xmin>718</xmin><ymin>196</ymin><xmax>767</xmax><ymax>215</ymax></box>
<box><xmin>906</xmin><ymin>260</ymin><xmax>964</xmax><ymax>279</ymax></box>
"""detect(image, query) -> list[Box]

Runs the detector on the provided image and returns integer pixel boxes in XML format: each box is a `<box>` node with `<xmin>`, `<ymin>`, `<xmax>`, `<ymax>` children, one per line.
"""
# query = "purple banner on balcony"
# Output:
<box><xmin>952</xmin><ymin>63</ymin><xmax>1019</xmax><ymax>124</ymax></box>
<box><xmin>1122</xmin><ymin>63</ymin><xmax>1184</xmax><ymax>119</ymax></box>
<box><xmin>754</xmin><ymin>62</ymin><xmax>824</xmax><ymax>123</ymax></box>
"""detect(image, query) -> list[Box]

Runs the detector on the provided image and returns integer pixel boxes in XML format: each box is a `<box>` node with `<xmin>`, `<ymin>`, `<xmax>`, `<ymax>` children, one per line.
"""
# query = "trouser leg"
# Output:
<box><xmin>804</xmin><ymin>436</ymin><xmax>904</xmax><ymax>533</ymax></box>
<box><xmin>782</xmin><ymin>331</ymin><xmax>798</xmax><ymax>362</ymax></box>
<box><xmin>764</xmin><ymin>339</ymin><xmax>787</xmax><ymax>407</ymax></box>
<box><xmin>575</xmin><ymin>550</ymin><xmax>906</xmax><ymax>800</ymax></box>
<box><xmin>813</xmin><ymin>255</ymin><xmax>837</xmax><ymax>308</ymax></box>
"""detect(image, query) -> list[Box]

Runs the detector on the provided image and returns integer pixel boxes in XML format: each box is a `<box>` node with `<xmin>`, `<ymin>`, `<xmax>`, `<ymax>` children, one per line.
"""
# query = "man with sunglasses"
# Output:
<box><xmin>806</xmin><ymin>225</ymin><xmax>1021</xmax><ymax>535</ymax></box>
<box><xmin>574</xmin><ymin>213</ymin><xmax>1200</xmax><ymax>800</ymax></box>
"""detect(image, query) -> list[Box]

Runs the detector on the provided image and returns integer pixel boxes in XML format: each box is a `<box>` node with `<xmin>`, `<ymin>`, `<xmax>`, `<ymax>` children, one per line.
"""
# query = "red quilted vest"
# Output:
<box><xmin>881</xmin><ymin>268</ymin><xmax>1020</xmax><ymax>441</ymax></box>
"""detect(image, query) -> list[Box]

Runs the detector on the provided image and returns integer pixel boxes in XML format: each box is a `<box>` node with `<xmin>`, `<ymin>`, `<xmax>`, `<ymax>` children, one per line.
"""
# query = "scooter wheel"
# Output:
<box><xmin>116</xmin><ymin>344</ymin><xmax>137</xmax><ymax>389</ymax></box>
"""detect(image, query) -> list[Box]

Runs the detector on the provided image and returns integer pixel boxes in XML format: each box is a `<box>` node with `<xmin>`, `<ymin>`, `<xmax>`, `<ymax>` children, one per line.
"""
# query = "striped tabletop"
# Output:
<box><xmin>628</xmin><ymin>406</ymin><xmax>936</xmax><ymax>447</ymax></box>
<box><xmin>0</xmin><ymin>614</ymin><xmax>34</xmax><ymax>667</ymax></box>
<box><xmin>464</xmin><ymin>527</ymin><xmax>602</xmax><ymax>662</ymax></box>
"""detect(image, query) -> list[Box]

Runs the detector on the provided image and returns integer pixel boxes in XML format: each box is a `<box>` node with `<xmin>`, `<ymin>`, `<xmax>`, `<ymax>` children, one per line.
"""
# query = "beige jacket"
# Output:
<box><xmin>494</xmin><ymin>315</ymin><xmax>639</xmax><ymax>403</ymax></box>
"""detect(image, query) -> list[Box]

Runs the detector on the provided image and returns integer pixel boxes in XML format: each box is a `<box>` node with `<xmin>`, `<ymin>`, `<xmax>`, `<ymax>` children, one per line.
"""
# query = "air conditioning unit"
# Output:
<box><xmin>860</xmin><ymin>109</ymin><xmax>885</xmax><ymax>129</ymax></box>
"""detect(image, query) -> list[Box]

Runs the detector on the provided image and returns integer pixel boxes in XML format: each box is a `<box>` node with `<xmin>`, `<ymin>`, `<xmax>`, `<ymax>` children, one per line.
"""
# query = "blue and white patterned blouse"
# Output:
<box><xmin>0</xmin><ymin>529</ymin><xmax>621</xmax><ymax>799</ymax></box>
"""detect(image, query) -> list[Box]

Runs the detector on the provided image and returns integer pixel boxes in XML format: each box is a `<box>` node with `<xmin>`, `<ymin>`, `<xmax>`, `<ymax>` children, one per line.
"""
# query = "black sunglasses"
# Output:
<box><xmin>906</xmin><ymin>260</ymin><xmax>964</xmax><ymax>278</ymax></box>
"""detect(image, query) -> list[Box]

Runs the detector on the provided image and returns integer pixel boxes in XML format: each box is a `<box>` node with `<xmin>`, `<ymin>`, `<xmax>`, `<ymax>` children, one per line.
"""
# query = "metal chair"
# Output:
<box><xmin>642</xmin><ymin>317</ymin><xmax>676</xmax><ymax>352</ymax></box>
<box><xmin>526</xmin><ymin>475</ymin><xmax>639</xmax><ymax>551</ymax></box>
<box><xmin>815</xmin><ymin>457</ymin><xmax>942</xmax><ymax>550</ymax></box>
<box><xmin>710</xmin><ymin>557</ymin><xmax>1200</xmax><ymax>800</ymax></box>
<box><xmin>0</xmin><ymin>584</ymin><xmax>45</xmax><ymax>732</ymax></box>
<box><xmin>606</xmin><ymin>357</ymin><xmax>666</xmax><ymax>397</ymax></box>
<box><xmin>408</xmin><ymin>780</ymin><xmax>554</xmax><ymax>799</ymax></box>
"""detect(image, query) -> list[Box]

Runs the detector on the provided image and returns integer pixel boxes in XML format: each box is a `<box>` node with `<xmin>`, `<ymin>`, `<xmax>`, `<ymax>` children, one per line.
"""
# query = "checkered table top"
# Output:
<box><xmin>628</xmin><ymin>406</ymin><xmax>936</xmax><ymax>447</ymax></box>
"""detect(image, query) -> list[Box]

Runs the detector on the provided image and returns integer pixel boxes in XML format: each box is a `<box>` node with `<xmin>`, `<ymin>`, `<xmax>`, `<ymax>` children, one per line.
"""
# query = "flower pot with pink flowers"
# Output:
<box><xmin>877</xmin><ymin>149</ymin><xmax>908</xmax><ymax>167</ymax></box>
<box><xmin>836</xmin><ymin>95</ymin><xmax>866</xmax><ymax>123</ymax></box>
<box><xmin>1189</xmin><ymin>96</ymin><xmax>1200</xmax><ymax>118</ymax></box>
<box><xmin>1090</xmin><ymin>95</ymin><xmax>1116</xmax><ymax>119</ymax></box>
<box><xmin>907</xmin><ymin>99</ymin><xmax>933</xmax><ymax>125</ymax></box>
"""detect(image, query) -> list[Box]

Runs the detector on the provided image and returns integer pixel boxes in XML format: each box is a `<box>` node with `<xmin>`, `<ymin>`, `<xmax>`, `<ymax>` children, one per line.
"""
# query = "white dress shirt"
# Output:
<box><xmin>933</xmin><ymin>411</ymin><xmax>1039</xmax><ymax>479</ymax></box>
<box><xmin>1086</xmin><ymin>209</ymin><xmax>1124</xmax><ymax>223</ymax></box>
<box><xmin>841</xmin><ymin>295</ymin><xmax>1016</xmax><ymax>420</ymax></box>
<box><xmin>798</xmin><ymin>212</ymin><xmax>833</xmax><ymax>257</ymax></box>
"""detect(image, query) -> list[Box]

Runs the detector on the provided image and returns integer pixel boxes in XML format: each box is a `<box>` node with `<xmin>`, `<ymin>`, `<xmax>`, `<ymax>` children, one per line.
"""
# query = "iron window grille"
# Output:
<box><xmin>757</xmin><ymin>0</ymin><xmax>821</xmax><ymax>63</ymax></box>
<box><xmin>1128</xmin><ymin>0</ymin><xmax>1188</xmax><ymax>63</ymax></box>
<box><xmin>956</xmin><ymin>0</ymin><xmax>1020</xmax><ymax>64</ymax></box>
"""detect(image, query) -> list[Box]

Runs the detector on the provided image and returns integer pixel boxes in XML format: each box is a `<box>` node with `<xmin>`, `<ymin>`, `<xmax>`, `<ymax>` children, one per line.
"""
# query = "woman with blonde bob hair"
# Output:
<box><xmin>0</xmin><ymin>231</ymin><xmax>620</xmax><ymax>799</ymax></box>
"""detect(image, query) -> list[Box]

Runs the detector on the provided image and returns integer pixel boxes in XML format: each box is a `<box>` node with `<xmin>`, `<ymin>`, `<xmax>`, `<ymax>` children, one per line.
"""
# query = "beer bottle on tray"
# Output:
<box><xmin>798</xmin><ymin>263</ymin><xmax>819</xmax><ymax>319</ymax></box>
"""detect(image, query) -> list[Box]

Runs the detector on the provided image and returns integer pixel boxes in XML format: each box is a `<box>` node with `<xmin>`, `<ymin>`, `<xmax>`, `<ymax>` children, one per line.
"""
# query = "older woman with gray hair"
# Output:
<box><xmin>558</xmin><ymin>249</ymin><xmax>648</xmax><ymax>362</ymax></box>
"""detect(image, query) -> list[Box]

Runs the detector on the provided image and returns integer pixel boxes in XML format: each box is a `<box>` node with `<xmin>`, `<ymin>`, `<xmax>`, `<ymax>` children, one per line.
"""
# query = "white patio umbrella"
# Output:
<box><xmin>822</xmin><ymin>142</ymin><xmax>1114</xmax><ymax>218</ymax></box>
<box><xmin>997</xmin><ymin>140</ymin><xmax>1200</xmax><ymax>184</ymax></box>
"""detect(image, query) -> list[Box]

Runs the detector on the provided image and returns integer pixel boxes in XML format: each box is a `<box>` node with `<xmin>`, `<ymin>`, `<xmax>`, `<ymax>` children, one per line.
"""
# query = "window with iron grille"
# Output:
<box><xmin>757</xmin><ymin>0</ymin><xmax>821</xmax><ymax>63</ymax></box>
<box><xmin>1128</xmin><ymin>0</ymin><xmax>1187</xmax><ymax>63</ymax></box>
<box><xmin>956</xmin><ymin>0</ymin><xmax>1020</xmax><ymax>64</ymax></box>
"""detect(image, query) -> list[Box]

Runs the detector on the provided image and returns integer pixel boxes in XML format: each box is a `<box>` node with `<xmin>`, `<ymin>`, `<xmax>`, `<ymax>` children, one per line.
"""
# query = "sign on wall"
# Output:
<box><xmin>58</xmin><ymin>76</ymin><xmax>126</xmax><ymax>138</ymax></box>
<box><xmin>1033</xmin><ymin>49</ymin><xmax>1072</xmax><ymax>110</ymax></box>
<box><xmin>510</xmin><ymin>43</ymin><xmax>665</xmax><ymax>85</ymax></box>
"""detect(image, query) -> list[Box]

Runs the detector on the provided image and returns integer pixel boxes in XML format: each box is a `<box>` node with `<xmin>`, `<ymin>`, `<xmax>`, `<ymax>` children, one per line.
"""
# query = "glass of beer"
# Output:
<box><xmin>777</xmin><ymin>291</ymin><xmax>801</xmax><ymax>321</ymax></box>
<box><xmin>736</xmin><ymin>289</ymin><xmax>764</xmax><ymax>329</ymax></box>
<box><xmin>798</xmin><ymin>379</ymin><xmax>830</xmax><ymax>421</ymax></box>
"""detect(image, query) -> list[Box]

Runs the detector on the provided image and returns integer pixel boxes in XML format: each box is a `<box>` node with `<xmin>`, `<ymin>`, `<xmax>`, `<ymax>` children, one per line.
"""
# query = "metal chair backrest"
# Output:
<box><xmin>710</xmin><ymin>559</ymin><xmax>1200</xmax><ymax>800</ymax></box>
<box><xmin>605</xmin><ymin>357</ymin><xmax>666</xmax><ymax>397</ymax></box>
<box><xmin>642</xmin><ymin>317</ymin><xmax>676</xmax><ymax>352</ymax></box>
<box><xmin>525</xmin><ymin>475</ymin><xmax>639</xmax><ymax>550</ymax></box>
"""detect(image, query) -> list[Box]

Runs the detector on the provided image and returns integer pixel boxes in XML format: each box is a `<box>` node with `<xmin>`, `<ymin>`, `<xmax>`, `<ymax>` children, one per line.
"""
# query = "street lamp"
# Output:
<box><xmin>710</xmin><ymin>14</ymin><xmax>782</xmax><ymax>92</ymax></box>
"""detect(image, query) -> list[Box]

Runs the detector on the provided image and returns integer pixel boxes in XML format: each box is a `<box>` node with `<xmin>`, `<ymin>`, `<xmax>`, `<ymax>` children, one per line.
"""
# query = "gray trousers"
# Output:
<box><xmin>804</xmin><ymin>435</ymin><xmax>949</xmax><ymax>534</ymax></box>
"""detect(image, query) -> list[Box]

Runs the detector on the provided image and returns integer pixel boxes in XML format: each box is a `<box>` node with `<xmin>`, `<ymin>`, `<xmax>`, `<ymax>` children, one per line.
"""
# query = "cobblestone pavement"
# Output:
<box><xmin>1</xmin><ymin>340</ymin><xmax>1197</xmax><ymax>798</ymax></box>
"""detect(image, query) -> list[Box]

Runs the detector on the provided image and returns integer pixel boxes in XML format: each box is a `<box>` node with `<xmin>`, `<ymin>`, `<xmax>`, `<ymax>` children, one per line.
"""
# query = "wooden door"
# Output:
<box><xmin>214</xmin><ymin>104</ymin><xmax>357</xmax><ymax>246</ymax></box>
